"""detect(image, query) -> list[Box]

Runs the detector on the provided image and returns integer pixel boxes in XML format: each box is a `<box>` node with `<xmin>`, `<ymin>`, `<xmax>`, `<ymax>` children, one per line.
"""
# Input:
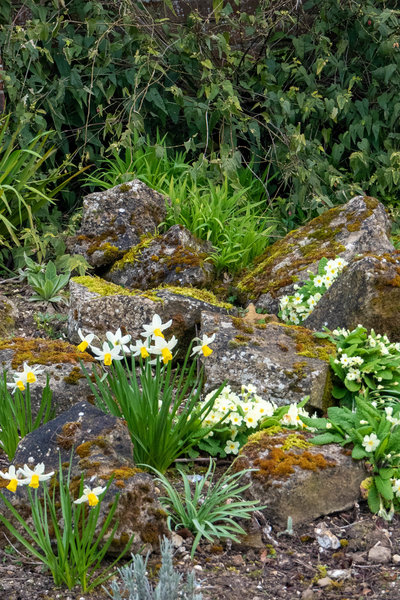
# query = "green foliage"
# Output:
<box><xmin>83</xmin><ymin>352</ymin><xmax>225</xmax><ymax>473</ymax></box>
<box><xmin>27</xmin><ymin>260</ymin><xmax>70</xmax><ymax>303</ymax></box>
<box><xmin>315</xmin><ymin>326</ymin><xmax>400</xmax><ymax>408</ymax></box>
<box><xmin>105</xmin><ymin>537</ymin><xmax>202</xmax><ymax>600</ymax></box>
<box><xmin>0</xmin><ymin>373</ymin><xmax>54</xmax><ymax>460</ymax></box>
<box><xmin>1</xmin><ymin>1</ymin><xmax>400</xmax><ymax>224</ymax></box>
<box><xmin>150</xmin><ymin>459</ymin><xmax>262</xmax><ymax>558</ymax></box>
<box><xmin>0</xmin><ymin>458</ymin><xmax>133</xmax><ymax>591</ymax></box>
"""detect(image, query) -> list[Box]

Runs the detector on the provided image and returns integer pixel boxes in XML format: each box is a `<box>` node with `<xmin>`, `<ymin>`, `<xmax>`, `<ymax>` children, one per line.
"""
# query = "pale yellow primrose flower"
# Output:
<box><xmin>362</xmin><ymin>433</ymin><xmax>380</xmax><ymax>453</ymax></box>
<box><xmin>74</xmin><ymin>485</ymin><xmax>107</xmax><ymax>507</ymax></box>
<box><xmin>150</xmin><ymin>335</ymin><xmax>178</xmax><ymax>365</ymax></box>
<box><xmin>191</xmin><ymin>333</ymin><xmax>216</xmax><ymax>357</ymax></box>
<box><xmin>17</xmin><ymin>463</ymin><xmax>54</xmax><ymax>489</ymax></box>
<box><xmin>106</xmin><ymin>328</ymin><xmax>131</xmax><ymax>353</ymax></box>
<box><xmin>92</xmin><ymin>341</ymin><xmax>124</xmax><ymax>366</ymax></box>
<box><xmin>77</xmin><ymin>328</ymin><xmax>97</xmax><ymax>352</ymax></box>
<box><xmin>0</xmin><ymin>465</ymin><xmax>21</xmax><ymax>493</ymax></box>
<box><xmin>224</xmin><ymin>440</ymin><xmax>240</xmax><ymax>455</ymax></box>
<box><xmin>141</xmin><ymin>314</ymin><xmax>172</xmax><ymax>340</ymax></box>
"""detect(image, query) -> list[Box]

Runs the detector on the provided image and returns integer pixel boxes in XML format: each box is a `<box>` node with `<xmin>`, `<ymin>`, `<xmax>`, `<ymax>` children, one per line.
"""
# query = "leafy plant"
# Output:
<box><xmin>27</xmin><ymin>260</ymin><xmax>70</xmax><ymax>303</ymax></box>
<box><xmin>150</xmin><ymin>459</ymin><xmax>262</xmax><ymax>558</ymax></box>
<box><xmin>315</xmin><ymin>326</ymin><xmax>400</xmax><ymax>408</ymax></box>
<box><xmin>0</xmin><ymin>457</ymin><xmax>134</xmax><ymax>591</ymax></box>
<box><xmin>0</xmin><ymin>371</ymin><xmax>54</xmax><ymax>460</ymax></box>
<box><xmin>301</xmin><ymin>394</ymin><xmax>400</xmax><ymax>520</ymax></box>
<box><xmin>105</xmin><ymin>536</ymin><xmax>202</xmax><ymax>600</ymax></box>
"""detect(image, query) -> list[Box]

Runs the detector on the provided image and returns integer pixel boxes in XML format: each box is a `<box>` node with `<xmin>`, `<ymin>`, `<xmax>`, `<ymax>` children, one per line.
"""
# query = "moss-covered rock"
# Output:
<box><xmin>0</xmin><ymin>295</ymin><xmax>17</xmax><ymax>337</ymax></box>
<box><xmin>235</xmin><ymin>429</ymin><xmax>368</xmax><ymax>528</ymax></box>
<box><xmin>66</xmin><ymin>180</ymin><xmax>167</xmax><ymax>269</ymax></box>
<box><xmin>106</xmin><ymin>224</ymin><xmax>216</xmax><ymax>290</ymax></box>
<box><xmin>235</xmin><ymin>195</ymin><xmax>394</xmax><ymax>313</ymax></box>
<box><xmin>200</xmin><ymin>311</ymin><xmax>335</xmax><ymax>411</ymax></box>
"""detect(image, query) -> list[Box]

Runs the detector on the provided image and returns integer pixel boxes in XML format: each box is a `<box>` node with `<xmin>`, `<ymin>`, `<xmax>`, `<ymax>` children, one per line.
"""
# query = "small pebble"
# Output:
<box><xmin>314</xmin><ymin>523</ymin><xmax>341</xmax><ymax>550</ymax></box>
<box><xmin>368</xmin><ymin>545</ymin><xmax>391</xmax><ymax>564</ymax></box>
<box><xmin>301</xmin><ymin>590</ymin><xmax>314</xmax><ymax>600</ymax></box>
<box><xmin>317</xmin><ymin>576</ymin><xmax>333</xmax><ymax>587</ymax></box>
<box><xmin>392</xmin><ymin>554</ymin><xmax>400</xmax><ymax>564</ymax></box>
<box><xmin>193</xmin><ymin>565</ymin><xmax>203</xmax><ymax>571</ymax></box>
<box><xmin>327</xmin><ymin>568</ymin><xmax>351</xmax><ymax>580</ymax></box>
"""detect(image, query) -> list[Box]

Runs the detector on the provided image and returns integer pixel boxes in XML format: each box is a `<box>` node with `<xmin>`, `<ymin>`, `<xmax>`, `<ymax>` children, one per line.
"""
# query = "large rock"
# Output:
<box><xmin>200</xmin><ymin>311</ymin><xmax>335</xmax><ymax>411</ymax></box>
<box><xmin>68</xmin><ymin>276</ymin><xmax>232</xmax><ymax>348</ymax></box>
<box><xmin>66</xmin><ymin>180</ymin><xmax>167</xmax><ymax>269</ymax></box>
<box><xmin>0</xmin><ymin>337</ymin><xmax>95</xmax><ymax>416</ymax></box>
<box><xmin>236</xmin><ymin>196</ymin><xmax>394</xmax><ymax>314</ymax></box>
<box><xmin>106</xmin><ymin>224</ymin><xmax>215</xmax><ymax>290</ymax></box>
<box><xmin>0</xmin><ymin>295</ymin><xmax>17</xmax><ymax>337</ymax></box>
<box><xmin>235</xmin><ymin>429</ymin><xmax>367</xmax><ymax>528</ymax></box>
<box><xmin>303</xmin><ymin>253</ymin><xmax>400</xmax><ymax>341</ymax></box>
<box><xmin>9</xmin><ymin>401</ymin><xmax>169</xmax><ymax>554</ymax></box>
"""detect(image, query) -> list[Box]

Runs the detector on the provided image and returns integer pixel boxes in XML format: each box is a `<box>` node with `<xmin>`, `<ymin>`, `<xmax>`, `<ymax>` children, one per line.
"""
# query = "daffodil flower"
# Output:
<box><xmin>106</xmin><ymin>328</ymin><xmax>131</xmax><ymax>353</ymax></box>
<box><xmin>141</xmin><ymin>314</ymin><xmax>172</xmax><ymax>340</ymax></box>
<box><xmin>92</xmin><ymin>341</ymin><xmax>124</xmax><ymax>366</ymax></box>
<box><xmin>150</xmin><ymin>335</ymin><xmax>178</xmax><ymax>365</ymax></box>
<box><xmin>7</xmin><ymin>363</ymin><xmax>43</xmax><ymax>394</ymax></box>
<box><xmin>17</xmin><ymin>463</ymin><xmax>54</xmax><ymax>488</ymax></box>
<box><xmin>191</xmin><ymin>333</ymin><xmax>216</xmax><ymax>357</ymax></box>
<box><xmin>0</xmin><ymin>466</ymin><xmax>21</xmax><ymax>493</ymax></box>
<box><xmin>74</xmin><ymin>485</ymin><xmax>106</xmax><ymax>507</ymax></box>
<box><xmin>129</xmin><ymin>338</ymin><xmax>151</xmax><ymax>359</ymax></box>
<box><xmin>77</xmin><ymin>328</ymin><xmax>97</xmax><ymax>352</ymax></box>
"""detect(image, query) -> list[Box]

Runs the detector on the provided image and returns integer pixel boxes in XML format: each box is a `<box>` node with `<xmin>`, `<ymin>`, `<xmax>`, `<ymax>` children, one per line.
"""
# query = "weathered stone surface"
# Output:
<box><xmin>68</xmin><ymin>276</ymin><xmax>232</xmax><ymax>348</ymax></box>
<box><xmin>0</xmin><ymin>295</ymin><xmax>17</xmax><ymax>337</ymax></box>
<box><xmin>235</xmin><ymin>429</ymin><xmax>367</xmax><ymax>528</ymax></box>
<box><xmin>236</xmin><ymin>196</ymin><xmax>394</xmax><ymax>314</ymax></box>
<box><xmin>200</xmin><ymin>311</ymin><xmax>335</xmax><ymax>411</ymax></box>
<box><xmin>66</xmin><ymin>180</ymin><xmax>167</xmax><ymax>268</ymax></box>
<box><xmin>10</xmin><ymin>401</ymin><xmax>169</xmax><ymax>554</ymax></box>
<box><xmin>303</xmin><ymin>253</ymin><xmax>400</xmax><ymax>341</ymax></box>
<box><xmin>0</xmin><ymin>337</ymin><xmax>95</xmax><ymax>416</ymax></box>
<box><xmin>106</xmin><ymin>224</ymin><xmax>215</xmax><ymax>290</ymax></box>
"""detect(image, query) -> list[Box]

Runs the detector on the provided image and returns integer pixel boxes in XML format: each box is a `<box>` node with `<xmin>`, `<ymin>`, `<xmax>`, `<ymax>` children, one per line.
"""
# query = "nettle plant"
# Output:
<box><xmin>315</xmin><ymin>325</ymin><xmax>400</xmax><ymax>408</ymax></box>
<box><xmin>279</xmin><ymin>257</ymin><xmax>347</xmax><ymax>325</ymax></box>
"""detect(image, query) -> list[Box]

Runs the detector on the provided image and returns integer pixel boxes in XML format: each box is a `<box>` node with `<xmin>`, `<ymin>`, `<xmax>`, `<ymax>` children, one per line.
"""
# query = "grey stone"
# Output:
<box><xmin>368</xmin><ymin>545</ymin><xmax>392</xmax><ymax>564</ymax></box>
<box><xmin>235</xmin><ymin>429</ymin><xmax>367</xmax><ymax>528</ymax></box>
<box><xmin>200</xmin><ymin>311</ymin><xmax>334</xmax><ymax>410</ymax></box>
<box><xmin>303</xmin><ymin>253</ymin><xmax>400</xmax><ymax>341</ymax></box>
<box><xmin>66</xmin><ymin>180</ymin><xmax>167</xmax><ymax>268</ymax></box>
<box><xmin>236</xmin><ymin>195</ymin><xmax>394</xmax><ymax>313</ymax></box>
<box><xmin>106</xmin><ymin>224</ymin><xmax>215</xmax><ymax>290</ymax></box>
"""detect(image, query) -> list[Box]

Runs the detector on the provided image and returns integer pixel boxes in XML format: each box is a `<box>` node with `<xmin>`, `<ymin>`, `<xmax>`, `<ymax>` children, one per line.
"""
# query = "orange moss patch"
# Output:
<box><xmin>0</xmin><ymin>337</ymin><xmax>94</xmax><ymax>369</ymax></box>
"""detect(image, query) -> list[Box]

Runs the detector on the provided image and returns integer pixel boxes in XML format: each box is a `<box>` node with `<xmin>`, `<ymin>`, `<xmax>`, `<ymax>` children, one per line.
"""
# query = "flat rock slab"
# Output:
<box><xmin>106</xmin><ymin>224</ymin><xmax>215</xmax><ymax>290</ymax></box>
<box><xmin>67</xmin><ymin>179</ymin><xmax>167</xmax><ymax>268</ymax></box>
<box><xmin>236</xmin><ymin>429</ymin><xmax>367</xmax><ymax>528</ymax></box>
<box><xmin>9</xmin><ymin>401</ymin><xmax>169</xmax><ymax>554</ymax></box>
<box><xmin>236</xmin><ymin>195</ymin><xmax>394</xmax><ymax>313</ymax></box>
<box><xmin>68</xmin><ymin>276</ymin><xmax>232</xmax><ymax>347</ymax></box>
<box><xmin>0</xmin><ymin>337</ymin><xmax>95</xmax><ymax>416</ymax></box>
<box><xmin>200</xmin><ymin>311</ymin><xmax>335</xmax><ymax>411</ymax></box>
<box><xmin>303</xmin><ymin>253</ymin><xmax>400</xmax><ymax>341</ymax></box>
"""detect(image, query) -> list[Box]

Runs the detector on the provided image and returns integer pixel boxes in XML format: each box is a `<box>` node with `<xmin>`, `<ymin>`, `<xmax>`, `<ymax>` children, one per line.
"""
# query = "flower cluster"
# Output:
<box><xmin>0</xmin><ymin>462</ymin><xmax>106</xmax><ymax>507</ymax></box>
<box><xmin>7</xmin><ymin>363</ymin><xmax>43</xmax><ymax>394</ymax></box>
<box><xmin>280</xmin><ymin>402</ymin><xmax>311</xmax><ymax>428</ymax></box>
<box><xmin>77</xmin><ymin>314</ymin><xmax>216</xmax><ymax>366</ymax></box>
<box><xmin>279</xmin><ymin>257</ymin><xmax>347</xmax><ymax>325</ymax></box>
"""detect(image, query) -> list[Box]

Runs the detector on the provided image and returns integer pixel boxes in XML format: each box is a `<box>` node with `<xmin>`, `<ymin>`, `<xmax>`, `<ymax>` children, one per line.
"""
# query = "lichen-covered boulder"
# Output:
<box><xmin>0</xmin><ymin>337</ymin><xmax>95</xmax><ymax>416</ymax></box>
<box><xmin>68</xmin><ymin>276</ymin><xmax>233</xmax><ymax>348</ymax></box>
<box><xmin>106</xmin><ymin>224</ymin><xmax>215</xmax><ymax>290</ymax></box>
<box><xmin>10</xmin><ymin>401</ymin><xmax>169</xmax><ymax>554</ymax></box>
<box><xmin>200</xmin><ymin>311</ymin><xmax>335</xmax><ymax>411</ymax></box>
<box><xmin>66</xmin><ymin>180</ymin><xmax>167</xmax><ymax>269</ymax></box>
<box><xmin>236</xmin><ymin>196</ymin><xmax>394</xmax><ymax>314</ymax></box>
<box><xmin>303</xmin><ymin>253</ymin><xmax>400</xmax><ymax>340</ymax></box>
<box><xmin>235</xmin><ymin>429</ymin><xmax>367</xmax><ymax>528</ymax></box>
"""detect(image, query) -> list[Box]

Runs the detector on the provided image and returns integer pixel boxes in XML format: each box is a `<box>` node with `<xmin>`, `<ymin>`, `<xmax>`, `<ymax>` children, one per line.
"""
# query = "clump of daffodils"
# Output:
<box><xmin>0</xmin><ymin>462</ymin><xmax>54</xmax><ymax>493</ymax></box>
<box><xmin>199</xmin><ymin>385</ymin><xmax>312</xmax><ymax>457</ymax></box>
<box><xmin>279</xmin><ymin>256</ymin><xmax>347</xmax><ymax>325</ymax></box>
<box><xmin>77</xmin><ymin>315</ymin><xmax>216</xmax><ymax>367</ymax></box>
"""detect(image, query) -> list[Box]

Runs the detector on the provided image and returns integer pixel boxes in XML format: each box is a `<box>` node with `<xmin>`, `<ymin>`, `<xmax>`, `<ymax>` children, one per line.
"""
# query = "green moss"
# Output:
<box><xmin>0</xmin><ymin>337</ymin><xmax>94</xmax><ymax>369</ymax></box>
<box><xmin>231</xmin><ymin>316</ymin><xmax>255</xmax><ymax>334</ymax></box>
<box><xmin>110</xmin><ymin>234</ymin><xmax>156</xmax><ymax>272</ymax></box>
<box><xmin>72</xmin><ymin>275</ymin><xmax>162</xmax><ymax>302</ymax></box>
<box><xmin>63</xmin><ymin>366</ymin><xmax>85</xmax><ymax>385</ymax></box>
<box><xmin>119</xmin><ymin>184</ymin><xmax>131</xmax><ymax>193</ymax></box>
<box><xmin>0</xmin><ymin>298</ymin><xmax>15</xmax><ymax>337</ymax></box>
<box><xmin>276</xmin><ymin>323</ymin><xmax>336</xmax><ymax>362</ymax></box>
